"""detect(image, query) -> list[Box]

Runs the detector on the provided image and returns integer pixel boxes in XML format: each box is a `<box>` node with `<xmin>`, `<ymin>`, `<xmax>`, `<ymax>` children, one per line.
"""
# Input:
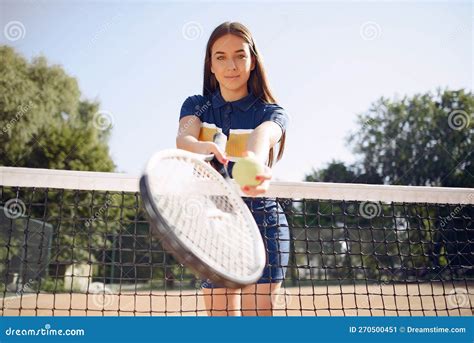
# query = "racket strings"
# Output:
<box><xmin>148</xmin><ymin>156</ymin><xmax>260</xmax><ymax>278</ymax></box>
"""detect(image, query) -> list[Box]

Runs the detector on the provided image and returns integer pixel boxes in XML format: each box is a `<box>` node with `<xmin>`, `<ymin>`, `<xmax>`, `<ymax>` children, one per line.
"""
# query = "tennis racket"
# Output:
<box><xmin>140</xmin><ymin>133</ymin><xmax>266</xmax><ymax>288</ymax></box>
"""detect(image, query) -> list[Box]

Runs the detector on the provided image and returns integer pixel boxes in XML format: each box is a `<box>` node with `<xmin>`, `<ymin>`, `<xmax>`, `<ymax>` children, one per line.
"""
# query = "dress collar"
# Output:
<box><xmin>211</xmin><ymin>88</ymin><xmax>257</xmax><ymax>112</ymax></box>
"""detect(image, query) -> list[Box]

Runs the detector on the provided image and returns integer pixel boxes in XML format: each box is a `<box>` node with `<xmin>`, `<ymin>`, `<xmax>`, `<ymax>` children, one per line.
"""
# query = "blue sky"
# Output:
<box><xmin>1</xmin><ymin>0</ymin><xmax>472</xmax><ymax>181</ymax></box>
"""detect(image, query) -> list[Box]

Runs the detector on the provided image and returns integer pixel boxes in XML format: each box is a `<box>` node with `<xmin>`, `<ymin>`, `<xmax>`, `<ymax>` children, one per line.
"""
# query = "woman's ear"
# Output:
<box><xmin>250</xmin><ymin>55</ymin><xmax>256</xmax><ymax>71</ymax></box>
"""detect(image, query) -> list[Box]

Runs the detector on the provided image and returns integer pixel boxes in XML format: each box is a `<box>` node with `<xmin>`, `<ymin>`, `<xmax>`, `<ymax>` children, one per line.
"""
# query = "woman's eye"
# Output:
<box><xmin>239</xmin><ymin>55</ymin><xmax>246</xmax><ymax>59</ymax></box>
<box><xmin>217</xmin><ymin>56</ymin><xmax>224</xmax><ymax>60</ymax></box>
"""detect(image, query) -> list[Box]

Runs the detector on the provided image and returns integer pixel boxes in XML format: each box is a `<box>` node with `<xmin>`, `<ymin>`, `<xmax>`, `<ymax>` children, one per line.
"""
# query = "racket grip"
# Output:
<box><xmin>211</xmin><ymin>132</ymin><xmax>229</xmax><ymax>179</ymax></box>
<box><xmin>213</xmin><ymin>132</ymin><xmax>227</xmax><ymax>151</ymax></box>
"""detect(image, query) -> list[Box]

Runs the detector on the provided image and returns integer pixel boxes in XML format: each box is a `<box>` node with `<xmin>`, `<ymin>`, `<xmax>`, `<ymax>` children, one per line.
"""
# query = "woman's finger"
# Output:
<box><xmin>255</xmin><ymin>166</ymin><xmax>272</xmax><ymax>182</ymax></box>
<box><xmin>210</xmin><ymin>143</ymin><xmax>228</xmax><ymax>165</ymax></box>
<box><xmin>242</xmin><ymin>180</ymin><xmax>270</xmax><ymax>196</ymax></box>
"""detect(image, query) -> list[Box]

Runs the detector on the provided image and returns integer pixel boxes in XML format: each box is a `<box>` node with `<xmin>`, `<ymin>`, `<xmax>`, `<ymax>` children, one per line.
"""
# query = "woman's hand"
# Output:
<box><xmin>197</xmin><ymin>141</ymin><xmax>228</xmax><ymax>165</ymax></box>
<box><xmin>240</xmin><ymin>152</ymin><xmax>272</xmax><ymax>197</ymax></box>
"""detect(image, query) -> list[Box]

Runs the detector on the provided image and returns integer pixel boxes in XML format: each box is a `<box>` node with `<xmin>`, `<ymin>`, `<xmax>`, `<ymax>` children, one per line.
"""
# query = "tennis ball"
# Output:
<box><xmin>232</xmin><ymin>154</ymin><xmax>264</xmax><ymax>187</ymax></box>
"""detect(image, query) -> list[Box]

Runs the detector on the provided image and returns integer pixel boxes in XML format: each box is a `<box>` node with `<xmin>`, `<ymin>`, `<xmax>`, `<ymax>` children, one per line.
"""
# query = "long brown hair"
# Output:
<box><xmin>202</xmin><ymin>21</ymin><xmax>286</xmax><ymax>167</ymax></box>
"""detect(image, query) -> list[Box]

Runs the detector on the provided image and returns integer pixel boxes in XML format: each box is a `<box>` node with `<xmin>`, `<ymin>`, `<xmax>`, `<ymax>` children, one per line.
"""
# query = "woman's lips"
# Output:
<box><xmin>224</xmin><ymin>75</ymin><xmax>240</xmax><ymax>79</ymax></box>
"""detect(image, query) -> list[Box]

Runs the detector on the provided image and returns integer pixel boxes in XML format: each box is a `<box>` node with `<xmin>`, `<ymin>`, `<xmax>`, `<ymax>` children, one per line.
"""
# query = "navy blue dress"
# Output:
<box><xmin>179</xmin><ymin>88</ymin><xmax>290</xmax><ymax>287</ymax></box>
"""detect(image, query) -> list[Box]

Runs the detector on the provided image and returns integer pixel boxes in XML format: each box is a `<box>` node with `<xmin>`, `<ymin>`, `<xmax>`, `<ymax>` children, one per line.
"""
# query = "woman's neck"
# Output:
<box><xmin>219</xmin><ymin>85</ymin><xmax>249</xmax><ymax>102</ymax></box>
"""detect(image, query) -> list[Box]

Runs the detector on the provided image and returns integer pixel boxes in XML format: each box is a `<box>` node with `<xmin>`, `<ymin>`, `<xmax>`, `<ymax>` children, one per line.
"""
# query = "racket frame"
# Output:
<box><xmin>140</xmin><ymin>148</ymin><xmax>266</xmax><ymax>289</ymax></box>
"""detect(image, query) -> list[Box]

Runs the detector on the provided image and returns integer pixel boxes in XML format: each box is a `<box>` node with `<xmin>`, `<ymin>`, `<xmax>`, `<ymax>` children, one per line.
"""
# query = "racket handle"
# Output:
<box><xmin>213</xmin><ymin>132</ymin><xmax>227</xmax><ymax>151</ymax></box>
<box><xmin>210</xmin><ymin>132</ymin><xmax>229</xmax><ymax>179</ymax></box>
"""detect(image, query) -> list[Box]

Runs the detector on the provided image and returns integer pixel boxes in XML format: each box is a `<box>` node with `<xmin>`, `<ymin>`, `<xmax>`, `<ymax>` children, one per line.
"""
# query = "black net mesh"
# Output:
<box><xmin>0</xmin><ymin>183</ymin><xmax>472</xmax><ymax>316</ymax></box>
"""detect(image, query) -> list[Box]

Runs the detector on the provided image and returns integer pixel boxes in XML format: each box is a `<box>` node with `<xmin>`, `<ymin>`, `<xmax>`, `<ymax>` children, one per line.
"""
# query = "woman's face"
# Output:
<box><xmin>210</xmin><ymin>34</ymin><xmax>255</xmax><ymax>93</ymax></box>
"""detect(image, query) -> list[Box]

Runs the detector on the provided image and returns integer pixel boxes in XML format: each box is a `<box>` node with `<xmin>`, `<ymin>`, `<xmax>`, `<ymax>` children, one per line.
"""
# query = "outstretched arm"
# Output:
<box><xmin>242</xmin><ymin>121</ymin><xmax>283</xmax><ymax>196</ymax></box>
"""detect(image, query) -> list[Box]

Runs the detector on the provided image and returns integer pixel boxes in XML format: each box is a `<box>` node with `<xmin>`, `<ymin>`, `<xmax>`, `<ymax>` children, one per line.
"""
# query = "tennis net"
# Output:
<box><xmin>0</xmin><ymin>167</ymin><xmax>472</xmax><ymax>316</ymax></box>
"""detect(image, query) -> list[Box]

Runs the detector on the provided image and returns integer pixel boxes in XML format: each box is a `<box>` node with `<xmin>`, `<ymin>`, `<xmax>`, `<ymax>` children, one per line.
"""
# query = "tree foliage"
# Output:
<box><xmin>0</xmin><ymin>45</ymin><xmax>114</xmax><ymax>171</ymax></box>
<box><xmin>307</xmin><ymin>89</ymin><xmax>473</xmax><ymax>187</ymax></box>
<box><xmin>349</xmin><ymin>89</ymin><xmax>473</xmax><ymax>187</ymax></box>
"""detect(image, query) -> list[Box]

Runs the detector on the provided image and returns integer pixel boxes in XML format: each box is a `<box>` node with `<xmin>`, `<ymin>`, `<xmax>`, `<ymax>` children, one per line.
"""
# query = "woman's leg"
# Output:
<box><xmin>239</xmin><ymin>201</ymin><xmax>289</xmax><ymax>316</ymax></box>
<box><xmin>240</xmin><ymin>282</ymin><xmax>282</xmax><ymax>316</ymax></box>
<box><xmin>202</xmin><ymin>287</ymin><xmax>241</xmax><ymax>316</ymax></box>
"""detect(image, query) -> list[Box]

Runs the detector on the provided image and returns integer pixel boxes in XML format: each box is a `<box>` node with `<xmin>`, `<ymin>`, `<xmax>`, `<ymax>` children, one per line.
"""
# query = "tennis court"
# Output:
<box><xmin>0</xmin><ymin>167</ymin><xmax>472</xmax><ymax>316</ymax></box>
<box><xmin>1</xmin><ymin>283</ymin><xmax>472</xmax><ymax>316</ymax></box>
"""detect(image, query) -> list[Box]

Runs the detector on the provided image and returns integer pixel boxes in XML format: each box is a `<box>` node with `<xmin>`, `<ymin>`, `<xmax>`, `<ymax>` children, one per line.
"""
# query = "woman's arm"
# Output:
<box><xmin>176</xmin><ymin>115</ymin><xmax>228</xmax><ymax>164</ymax></box>
<box><xmin>242</xmin><ymin>121</ymin><xmax>283</xmax><ymax>196</ymax></box>
<box><xmin>246</xmin><ymin>121</ymin><xmax>283</xmax><ymax>164</ymax></box>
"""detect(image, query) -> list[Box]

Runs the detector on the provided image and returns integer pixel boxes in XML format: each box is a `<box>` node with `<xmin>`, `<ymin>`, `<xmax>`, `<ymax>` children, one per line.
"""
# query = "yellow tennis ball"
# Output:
<box><xmin>232</xmin><ymin>155</ymin><xmax>264</xmax><ymax>187</ymax></box>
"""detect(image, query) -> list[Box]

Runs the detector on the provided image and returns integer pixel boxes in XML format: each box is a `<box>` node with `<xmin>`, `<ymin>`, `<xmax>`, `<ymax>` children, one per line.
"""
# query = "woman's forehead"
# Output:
<box><xmin>212</xmin><ymin>34</ymin><xmax>250</xmax><ymax>53</ymax></box>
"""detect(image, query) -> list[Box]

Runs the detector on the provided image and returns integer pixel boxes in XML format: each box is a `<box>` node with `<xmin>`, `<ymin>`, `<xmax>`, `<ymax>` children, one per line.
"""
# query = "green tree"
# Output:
<box><xmin>0</xmin><ymin>45</ymin><xmax>114</xmax><ymax>171</ymax></box>
<box><xmin>0</xmin><ymin>46</ymin><xmax>120</xmax><ymax>291</ymax></box>
<box><xmin>305</xmin><ymin>160</ymin><xmax>358</xmax><ymax>183</ymax></box>
<box><xmin>348</xmin><ymin>89</ymin><xmax>473</xmax><ymax>187</ymax></box>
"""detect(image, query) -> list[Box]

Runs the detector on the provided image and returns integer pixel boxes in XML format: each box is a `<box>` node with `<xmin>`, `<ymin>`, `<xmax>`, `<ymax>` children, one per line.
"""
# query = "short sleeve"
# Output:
<box><xmin>261</xmin><ymin>104</ymin><xmax>290</xmax><ymax>134</ymax></box>
<box><xmin>179</xmin><ymin>95</ymin><xmax>208</xmax><ymax>120</ymax></box>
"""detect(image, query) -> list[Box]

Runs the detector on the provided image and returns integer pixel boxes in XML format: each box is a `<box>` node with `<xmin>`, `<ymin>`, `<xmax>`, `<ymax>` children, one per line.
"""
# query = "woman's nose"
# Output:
<box><xmin>226</xmin><ymin>59</ymin><xmax>237</xmax><ymax>70</ymax></box>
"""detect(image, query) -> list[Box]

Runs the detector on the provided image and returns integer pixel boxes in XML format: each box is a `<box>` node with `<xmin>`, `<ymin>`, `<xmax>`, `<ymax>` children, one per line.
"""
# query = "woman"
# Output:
<box><xmin>176</xmin><ymin>21</ymin><xmax>290</xmax><ymax>316</ymax></box>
